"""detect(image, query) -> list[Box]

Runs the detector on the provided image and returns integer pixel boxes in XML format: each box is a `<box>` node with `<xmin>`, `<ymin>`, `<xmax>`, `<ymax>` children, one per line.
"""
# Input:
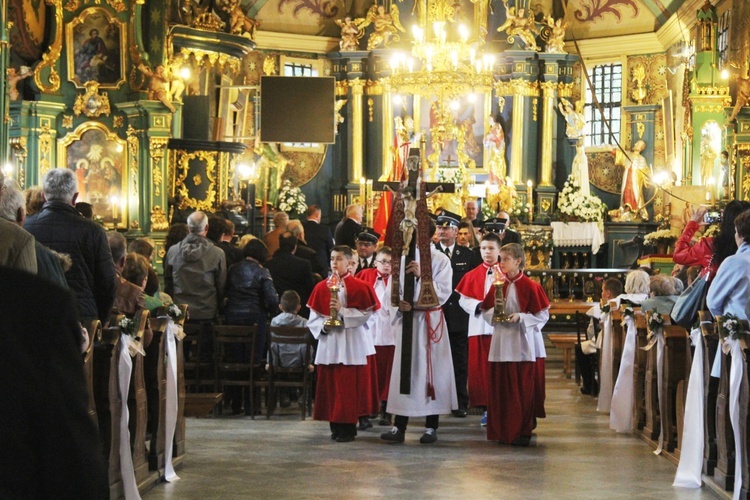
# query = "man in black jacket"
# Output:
<box><xmin>434</xmin><ymin>211</ymin><xmax>480</xmax><ymax>417</ymax></box>
<box><xmin>0</xmin><ymin>266</ymin><xmax>107</xmax><ymax>499</ymax></box>
<box><xmin>334</xmin><ymin>204</ymin><xmax>362</xmax><ymax>248</ymax></box>
<box><xmin>303</xmin><ymin>204</ymin><xmax>334</xmax><ymax>274</ymax></box>
<box><xmin>287</xmin><ymin>219</ymin><xmax>325</xmax><ymax>278</ymax></box>
<box><xmin>24</xmin><ymin>168</ymin><xmax>116</xmax><ymax>324</ymax></box>
<box><xmin>354</xmin><ymin>227</ymin><xmax>379</xmax><ymax>274</ymax></box>
<box><xmin>265</xmin><ymin>232</ymin><xmax>315</xmax><ymax>318</ymax></box>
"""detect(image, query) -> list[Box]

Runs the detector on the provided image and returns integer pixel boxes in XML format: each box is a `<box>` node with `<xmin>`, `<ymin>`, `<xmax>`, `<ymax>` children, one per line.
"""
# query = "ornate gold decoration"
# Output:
<box><xmin>65</xmin><ymin>0</ymin><xmax>81</xmax><ymax>12</ymax></box>
<box><xmin>66</xmin><ymin>7</ymin><xmax>127</xmax><ymax>89</ymax></box>
<box><xmin>695</xmin><ymin>104</ymin><xmax>729</xmax><ymax>113</ymax></box>
<box><xmin>149</xmin><ymin>138</ymin><xmax>168</xmax><ymax>198</ymax></box>
<box><xmin>113</xmin><ymin>115</ymin><xmax>124</xmax><ymax>128</ymax></box>
<box><xmin>631</xmin><ymin>63</ymin><xmax>646</xmax><ymax>104</ymax></box>
<box><xmin>495</xmin><ymin>79</ymin><xmax>540</xmax><ymax>97</ymax></box>
<box><xmin>178</xmin><ymin>48</ymin><xmax>241</xmax><ymax>74</ymax></box>
<box><xmin>636</xmin><ymin>121</ymin><xmax>645</xmax><ymax>139</ymax></box>
<box><xmin>558</xmin><ymin>82</ymin><xmax>574</xmax><ymax>97</ymax></box>
<box><xmin>367</xmin><ymin>98</ymin><xmax>374</xmax><ymax>122</ymax></box>
<box><xmin>541</xmin><ymin>199</ymin><xmax>551</xmax><ymax>212</ymax></box>
<box><xmin>106</xmin><ymin>0</ymin><xmax>127</xmax><ymax>13</ymax></box>
<box><xmin>193</xmin><ymin>12</ymin><xmax>225</xmax><ymax>31</ymax></box>
<box><xmin>540</xmin><ymin>81</ymin><xmax>557</xmax><ymax>97</ymax></box>
<box><xmin>73</xmin><ymin>81</ymin><xmax>111</xmax><ymax>118</ymax></box>
<box><xmin>175</xmin><ymin>150</ymin><xmax>218</xmax><ymax>212</ymax></box>
<box><xmin>365</xmin><ymin>79</ymin><xmax>384</xmax><ymax>96</ymax></box>
<box><xmin>150</xmin><ymin>206</ymin><xmax>169</xmax><ymax>231</ymax></box>
<box><xmin>129</xmin><ymin>1</ymin><xmax>147</xmax><ymax>91</ymax></box>
<box><xmin>39</xmin><ymin>124</ymin><xmax>53</xmax><ymax>175</ymax></box>
<box><xmin>126</xmin><ymin>126</ymin><xmax>139</xmax><ymax>197</ymax></box>
<box><xmin>193</xmin><ymin>173</ymin><xmax>203</xmax><ymax>186</ymax></box>
<box><xmin>497</xmin><ymin>0</ymin><xmax>539</xmax><ymax>51</ymax></box>
<box><xmin>696</xmin><ymin>85</ymin><xmax>730</xmax><ymax>96</ymax></box>
<box><xmin>62</xmin><ymin>115</ymin><xmax>74</xmax><ymax>128</ymax></box>
<box><xmin>335</xmin><ymin>80</ymin><xmax>349</xmax><ymax>96</ymax></box>
<box><xmin>10</xmin><ymin>137</ymin><xmax>28</xmax><ymax>188</ymax></box>
<box><xmin>130</xmin><ymin>219</ymin><xmax>140</xmax><ymax>230</ymax></box>
<box><xmin>532</xmin><ymin>98</ymin><xmax>538</xmax><ymax>121</ymax></box>
<box><xmin>34</xmin><ymin>0</ymin><xmax>63</xmax><ymax>93</ymax></box>
<box><xmin>263</xmin><ymin>56</ymin><xmax>276</xmax><ymax>76</ymax></box>
<box><xmin>354</xmin><ymin>4</ymin><xmax>405</xmax><ymax>51</ymax></box>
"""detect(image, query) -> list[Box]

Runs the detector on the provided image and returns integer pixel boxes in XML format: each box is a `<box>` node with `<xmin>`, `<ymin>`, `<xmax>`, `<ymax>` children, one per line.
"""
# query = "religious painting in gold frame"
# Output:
<box><xmin>66</xmin><ymin>7</ymin><xmax>127</xmax><ymax>89</ymax></box>
<box><xmin>57</xmin><ymin>121</ymin><xmax>128</xmax><ymax>228</ymax></box>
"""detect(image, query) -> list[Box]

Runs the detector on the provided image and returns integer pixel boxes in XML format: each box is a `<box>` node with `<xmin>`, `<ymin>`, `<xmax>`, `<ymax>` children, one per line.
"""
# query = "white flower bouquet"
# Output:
<box><xmin>557</xmin><ymin>174</ymin><xmax>607</xmax><ymax>223</ymax></box>
<box><xmin>276</xmin><ymin>180</ymin><xmax>308</xmax><ymax>216</ymax></box>
<box><xmin>643</xmin><ymin>228</ymin><xmax>679</xmax><ymax>246</ymax></box>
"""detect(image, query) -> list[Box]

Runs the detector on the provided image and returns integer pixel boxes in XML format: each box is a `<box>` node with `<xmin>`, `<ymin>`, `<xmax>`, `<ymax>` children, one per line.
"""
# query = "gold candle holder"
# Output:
<box><xmin>324</xmin><ymin>271</ymin><xmax>343</xmax><ymax>328</ymax></box>
<box><xmin>492</xmin><ymin>264</ymin><xmax>508</xmax><ymax>324</ymax></box>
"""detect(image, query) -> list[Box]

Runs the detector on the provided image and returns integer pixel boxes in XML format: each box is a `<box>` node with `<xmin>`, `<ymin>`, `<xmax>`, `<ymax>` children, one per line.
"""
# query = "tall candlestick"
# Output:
<box><xmin>526</xmin><ymin>180</ymin><xmax>534</xmax><ymax>222</ymax></box>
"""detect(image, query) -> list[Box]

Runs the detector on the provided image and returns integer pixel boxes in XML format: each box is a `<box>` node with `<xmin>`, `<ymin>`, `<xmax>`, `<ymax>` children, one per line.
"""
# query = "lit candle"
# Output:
<box><xmin>366</xmin><ymin>179</ymin><xmax>373</xmax><ymax>225</ymax></box>
<box><xmin>527</xmin><ymin>180</ymin><xmax>534</xmax><ymax>221</ymax></box>
<box><xmin>484</xmin><ymin>180</ymin><xmax>490</xmax><ymax>201</ymax></box>
<box><xmin>110</xmin><ymin>195</ymin><xmax>118</xmax><ymax>222</ymax></box>
<box><xmin>707</xmin><ymin>176</ymin><xmax>716</xmax><ymax>204</ymax></box>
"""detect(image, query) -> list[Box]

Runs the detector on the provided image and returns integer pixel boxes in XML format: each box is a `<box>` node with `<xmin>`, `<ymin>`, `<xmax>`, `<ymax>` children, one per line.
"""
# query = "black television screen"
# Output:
<box><xmin>260</xmin><ymin>76</ymin><xmax>336</xmax><ymax>144</ymax></box>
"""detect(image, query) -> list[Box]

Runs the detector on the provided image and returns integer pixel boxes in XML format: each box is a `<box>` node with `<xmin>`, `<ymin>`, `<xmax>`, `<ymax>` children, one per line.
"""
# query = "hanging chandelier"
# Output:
<box><xmin>388</xmin><ymin>1</ymin><xmax>496</xmax><ymax>156</ymax></box>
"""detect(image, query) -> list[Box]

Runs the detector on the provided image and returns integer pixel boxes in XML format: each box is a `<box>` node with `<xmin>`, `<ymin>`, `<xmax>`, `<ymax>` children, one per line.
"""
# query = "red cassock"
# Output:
<box><xmin>357</xmin><ymin>268</ymin><xmax>395</xmax><ymax>402</ymax></box>
<box><xmin>488</xmin><ymin>273</ymin><xmax>549</xmax><ymax>443</ymax></box>
<box><xmin>308</xmin><ymin>274</ymin><xmax>380</xmax><ymax>423</ymax></box>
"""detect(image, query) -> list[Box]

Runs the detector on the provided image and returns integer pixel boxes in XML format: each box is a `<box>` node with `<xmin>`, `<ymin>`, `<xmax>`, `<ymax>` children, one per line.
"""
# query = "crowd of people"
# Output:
<box><xmin>8</xmin><ymin>166</ymin><xmax>750</xmax><ymax>460</ymax></box>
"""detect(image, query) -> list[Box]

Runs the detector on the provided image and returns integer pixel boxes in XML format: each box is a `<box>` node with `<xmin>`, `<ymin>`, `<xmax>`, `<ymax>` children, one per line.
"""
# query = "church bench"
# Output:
<box><xmin>700</xmin><ymin>311</ymin><xmax>720</xmax><ymax>476</ymax></box>
<box><xmin>547</xmin><ymin>333</ymin><xmax>578</xmax><ymax>379</ymax></box>
<box><xmin>146</xmin><ymin>316</ymin><xmax>168</xmax><ymax>472</ymax></box>
<box><xmin>663</xmin><ymin>324</ymin><xmax>691</xmax><ymax>455</ymax></box>
<box><xmin>632</xmin><ymin>312</ymin><xmax>648</xmax><ymax>432</ymax></box>
<box><xmin>83</xmin><ymin>319</ymin><xmax>102</xmax><ymax>425</ymax></box>
<box><xmin>714</xmin><ymin>343</ymin><xmax>735</xmax><ymax>490</ymax></box>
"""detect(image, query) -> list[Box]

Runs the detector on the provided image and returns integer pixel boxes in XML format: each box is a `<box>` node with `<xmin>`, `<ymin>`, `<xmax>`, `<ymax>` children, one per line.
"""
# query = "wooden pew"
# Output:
<box><xmin>93</xmin><ymin>326</ymin><xmax>124</xmax><ymax>498</ymax></box>
<box><xmin>146</xmin><ymin>315</ymin><xmax>168</xmax><ymax>472</ymax></box>
<box><xmin>641</xmin><ymin>313</ymin><xmax>660</xmax><ymax>441</ymax></box>
<box><xmin>128</xmin><ymin>310</ymin><xmax>159</xmax><ymax>492</ymax></box>
<box><xmin>714</xmin><ymin>345</ymin><xmax>735</xmax><ymax>490</ymax></box>
<box><xmin>663</xmin><ymin>323</ymin><xmax>691</xmax><ymax>456</ymax></box>
<box><xmin>700</xmin><ymin>311</ymin><xmax>720</xmax><ymax>476</ymax></box>
<box><xmin>632</xmin><ymin>312</ymin><xmax>648</xmax><ymax>432</ymax></box>
<box><xmin>84</xmin><ymin>319</ymin><xmax>102</xmax><ymax>425</ymax></box>
<box><xmin>173</xmin><ymin>305</ymin><xmax>188</xmax><ymax>469</ymax></box>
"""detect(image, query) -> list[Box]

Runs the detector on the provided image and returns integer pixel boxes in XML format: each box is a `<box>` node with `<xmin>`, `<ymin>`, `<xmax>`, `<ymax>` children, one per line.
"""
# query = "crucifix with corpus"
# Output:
<box><xmin>373</xmin><ymin>136</ymin><xmax>456</xmax><ymax>397</ymax></box>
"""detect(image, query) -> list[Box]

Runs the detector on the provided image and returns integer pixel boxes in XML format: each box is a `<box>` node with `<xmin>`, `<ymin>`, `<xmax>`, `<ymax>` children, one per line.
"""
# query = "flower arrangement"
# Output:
<box><xmin>119</xmin><ymin>316</ymin><xmax>137</xmax><ymax>337</ymax></box>
<box><xmin>648</xmin><ymin>311</ymin><xmax>664</xmax><ymax>331</ymax></box>
<box><xmin>621</xmin><ymin>305</ymin><xmax>635</xmax><ymax>319</ymax></box>
<box><xmin>557</xmin><ymin>174</ymin><xmax>607</xmax><ymax>223</ymax></box>
<box><xmin>276</xmin><ymin>180</ymin><xmax>307</xmax><ymax>216</ymax></box>
<box><xmin>718</xmin><ymin>313</ymin><xmax>749</xmax><ymax>341</ymax></box>
<box><xmin>702</xmin><ymin>224</ymin><xmax>720</xmax><ymax>239</ymax></box>
<box><xmin>643</xmin><ymin>228</ymin><xmax>679</xmax><ymax>246</ymax></box>
<box><xmin>166</xmin><ymin>303</ymin><xmax>184</xmax><ymax>321</ymax></box>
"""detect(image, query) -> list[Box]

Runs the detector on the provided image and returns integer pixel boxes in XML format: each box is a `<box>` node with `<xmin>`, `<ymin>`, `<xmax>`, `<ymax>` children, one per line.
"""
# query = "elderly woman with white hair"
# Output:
<box><xmin>614</xmin><ymin>269</ymin><xmax>651</xmax><ymax>306</ymax></box>
<box><xmin>641</xmin><ymin>274</ymin><xmax>679</xmax><ymax>315</ymax></box>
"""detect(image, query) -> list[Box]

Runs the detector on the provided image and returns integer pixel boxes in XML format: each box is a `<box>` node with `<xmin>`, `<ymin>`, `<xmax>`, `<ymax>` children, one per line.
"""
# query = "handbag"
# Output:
<box><xmin>671</xmin><ymin>270</ymin><xmax>710</xmax><ymax>327</ymax></box>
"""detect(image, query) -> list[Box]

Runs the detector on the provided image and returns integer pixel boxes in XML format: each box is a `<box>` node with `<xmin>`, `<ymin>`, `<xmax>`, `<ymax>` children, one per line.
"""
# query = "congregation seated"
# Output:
<box><xmin>122</xmin><ymin>253</ymin><xmax>164</xmax><ymax>313</ymax></box>
<box><xmin>640</xmin><ymin>274</ymin><xmax>679</xmax><ymax>315</ymax></box>
<box><xmin>128</xmin><ymin>238</ymin><xmax>160</xmax><ymax>297</ymax></box>
<box><xmin>614</xmin><ymin>269</ymin><xmax>650</xmax><ymax>306</ymax></box>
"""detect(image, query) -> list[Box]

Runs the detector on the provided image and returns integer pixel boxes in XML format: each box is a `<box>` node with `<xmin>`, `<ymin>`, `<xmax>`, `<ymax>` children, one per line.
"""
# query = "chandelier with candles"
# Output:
<box><xmin>388</xmin><ymin>0</ymin><xmax>496</xmax><ymax>161</ymax></box>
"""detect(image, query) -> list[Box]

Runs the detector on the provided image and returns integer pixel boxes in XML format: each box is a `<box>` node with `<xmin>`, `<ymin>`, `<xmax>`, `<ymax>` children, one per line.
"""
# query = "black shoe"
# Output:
<box><xmin>380</xmin><ymin>427</ymin><xmax>405</xmax><ymax>443</ymax></box>
<box><xmin>330</xmin><ymin>432</ymin><xmax>339</xmax><ymax>440</ymax></box>
<box><xmin>419</xmin><ymin>428</ymin><xmax>437</xmax><ymax>444</ymax></box>
<box><xmin>336</xmin><ymin>435</ymin><xmax>355</xmax><ymax>443</ymax></box>
<box><xmin>511</xmin><ymin>435</ymin><xmax>531</xmax><ymax>447</ymax></box>
<box><xmin>451</xmin><ymin>409</ymin><xmax>467</xmax><ymax>418</ymax></box>
<box><xmin>358</xmin><ymin>418</ymin><xmax>373</xmax><ymax>431</ymax></box>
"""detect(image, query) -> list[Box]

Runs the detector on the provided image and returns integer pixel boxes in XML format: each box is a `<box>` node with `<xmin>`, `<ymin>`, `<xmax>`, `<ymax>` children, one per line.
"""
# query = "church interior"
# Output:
<box><xmin>2</xmin><ymin>0</ymin><xmax>750</xmax><ymax>497</ymax></box>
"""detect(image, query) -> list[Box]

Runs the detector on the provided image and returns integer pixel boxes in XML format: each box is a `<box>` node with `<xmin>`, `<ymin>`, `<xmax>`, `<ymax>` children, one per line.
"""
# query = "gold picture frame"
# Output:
<box><xmin>66</xmin><ymin>7</ymin><xmax>127</xmax><ymax>89</ymax></box>
<box><xmin>174</xmin><ymin>150</ymin><xmax>218</xmax><ymax>212</ymax></box>
<box><xmin>57</xmin><ymin>121</ymin><xmax>129</xmax><ymax>228</ymax></box>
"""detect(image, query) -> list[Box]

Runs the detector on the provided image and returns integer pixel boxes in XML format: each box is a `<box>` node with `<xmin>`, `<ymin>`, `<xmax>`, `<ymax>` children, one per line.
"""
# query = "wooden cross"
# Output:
<box><xmin>372</xmin><ymin>139</ymin><xmax>455</xmax><ymax>395</ymax></box>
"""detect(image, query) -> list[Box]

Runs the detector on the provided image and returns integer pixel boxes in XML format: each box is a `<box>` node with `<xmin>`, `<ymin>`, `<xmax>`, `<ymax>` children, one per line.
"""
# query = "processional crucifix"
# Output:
<box><xmin>373</xmin><ymin>137</ymin><xmax>455</xmax><ymax>395</ymax></box>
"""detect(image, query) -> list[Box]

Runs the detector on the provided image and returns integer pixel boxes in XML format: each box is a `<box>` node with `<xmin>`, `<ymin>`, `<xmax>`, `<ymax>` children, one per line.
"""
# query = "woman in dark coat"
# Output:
<box><xmin>224</xmin><ymin>239</ymin><xmax>279</xmax><ymax>414</ymax></box>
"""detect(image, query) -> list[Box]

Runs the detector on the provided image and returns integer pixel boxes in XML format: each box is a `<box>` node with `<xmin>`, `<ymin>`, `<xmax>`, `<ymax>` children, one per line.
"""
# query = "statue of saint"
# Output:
<box><xmin>544</xmin><ymin>16</ymin><xmax>567</xmax><ymax>54</ymax></box>
<box><xmin>699</xmin><ymin>133</ymin><xmax>717</xmax><ymax>186</ymax></box>
<box><xmin>557</xmin><ymin>98</ymin><xmax>585</xmax><ymax>140</ymax></box>
<box><xmin>484</xmin><ymin>117</ymin><xmax>507</xmax><ymax>182</ymax></box>
<box><xmin>335</xmin><ymin>16</ymin><xmax>361</xmax><ymax>51</ymax></box>
<box><xmin>618</xmin><ymin>140</ymin><xmax>651</xmax><ymax>220</ymax></box>
<box><xmin>496</xmin><ymin>0</ymin><xmax>539</xmax><ymax>51</ymax></box>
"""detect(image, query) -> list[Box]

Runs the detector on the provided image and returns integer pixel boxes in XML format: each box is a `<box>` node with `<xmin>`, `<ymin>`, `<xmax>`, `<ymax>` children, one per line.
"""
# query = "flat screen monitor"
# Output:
<box><xmin>260</xmin><ymin>76</ymin><xmax>336</xmax><ymax>144</ymax></box>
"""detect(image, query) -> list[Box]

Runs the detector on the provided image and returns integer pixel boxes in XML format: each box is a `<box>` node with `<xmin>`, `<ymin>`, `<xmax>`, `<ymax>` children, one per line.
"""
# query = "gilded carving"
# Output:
<box><xmin>62</xmin><ymin>115</ymin><xmax>74</xmax><ymax>128</ymax></box>
<box><xmin>540</xmin><ymin>81</ymin><xmax>557</xmax><ymax>97</ymax></box>
<box><xmin>367</xmin><ymin>98</ymin><xmax>374</xmax><ymax>122</ymax></box>
<box><xmin>73</xmin><ymin>81</ymin><xmax>111</xmax><ymax>117</ymax></box>
<box><xmin>532</xmin><ymin>98</ymin><xmax>538</xmax><ymax>121</ymax></box>
<box><xmin>126</xmin><ymin>126</ymin><xmax>139</xmax><ymax>197</ymax></box>
<box><xmin>39</xmin><ymin>124</ymin><xmax>53</xmax><ymax>175</ymax></box>
<box><xmin>34</xmin><ymin>0</ymin><xmax>63</xmax><ymax>93</ymax></box>
<box><xmin>335</xmin><ymin>80</ymin><xmax>349</xmax><ymax>96</ymax></box>
<box><xmin>636</xmin><ymin>121</ymin><xmax>645</xmax><ymax>139</ymax></box>
<box><xmin>365</xmin><ymin>80</ymin><xmax>384</xmax><ymax>96</ymax></box>
<box><xmin>495</xmin><ymin>79</ymin><xmax>539</xmax><ymax>97</ymax></box>
<box><xmin>149</xmin><ymin>137</ymin><xmax>168</xmax><ymax>198</ymax></box>
<box><xmin>65</xmin><ymin>0</ymin><xmax>81</xmax><ymax>12</ymax></box>
<box><xmin>193</xmin><ymin>173</ymin><xmax>203</xmax><ymax>186</ymax></box>
<box><xmin>113</xmin><ymin>115</ymin><xmax>124</xmax><ymax>128</ymax></box>
<box><xmin>263</xmin><ymin>56</ymin><xmax>276</xmax><ymax>76</ymax></box>
<box><xmin>179</xmin><ymin>48</ymin><xmax>241</xmax><ymax>74</ymax></box>
<box><xmin>150</xmin><ymin>206</ymin><xmax>169</xmax><ymax>231</ymax></box>
<box><xmin>175</xmin><ymin>150</ymin><xmax>218</xmax><ymax>212</ymax></box>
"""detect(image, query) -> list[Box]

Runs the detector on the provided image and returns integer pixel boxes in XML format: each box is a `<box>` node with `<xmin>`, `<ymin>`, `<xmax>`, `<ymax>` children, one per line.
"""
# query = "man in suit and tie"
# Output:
<box><xmin>434</xmin><ymin>210</ymin><xmax>480</xmax><ymax>417</ymax></box>
<box><xmin>303</xmin><ymin>204</ymin><xmax>334</xmax><ymax>274</ymax></box>
<box><xmin>496</xmin><ymin>211</ymin><xmax>522</xmax><ymax>245</ymax></box>
<box><xmin>354</xmin><ymin>227</ymin><xmax>380</xmax><ymax>274</ymax></box>
<box><xmin>334</xmin><ymin>204</ymin><xmax>363</xmax><ymax>248</ymax></box>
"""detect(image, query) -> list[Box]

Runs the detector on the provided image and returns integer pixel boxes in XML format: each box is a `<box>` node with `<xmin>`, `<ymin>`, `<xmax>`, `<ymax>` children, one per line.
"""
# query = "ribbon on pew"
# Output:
<box><xmin>119</xmin><ymin>334</ymin><xmax>142</xmax><ymax>500</ymax></box>
<box><xmin>597</xmin><ymin>310</ymin><xmax>613</xmax><ymax>414</ymax></box>
<box><xmin>673</xmin><ymin>326</ymin><xmax>705</xmax><ymax>488</ymax></box>
<box><xmin>642</xmin><ymin>326</ymin><xmax>666</xmax><ymax>455</ymax></box>
<box><xmin>164</xmin><ymin>319</ymin><xmax>183</xmax><ymax>482</ymax></box>
<box><xmin>723</xmin><ymin>337</ymin><xmax>744</xmax><ymax>500</ymax></box>
<box><xmin>610</xmin><ymin>314</ymin><xmax>636</xmax><ymax>432</ymax></box>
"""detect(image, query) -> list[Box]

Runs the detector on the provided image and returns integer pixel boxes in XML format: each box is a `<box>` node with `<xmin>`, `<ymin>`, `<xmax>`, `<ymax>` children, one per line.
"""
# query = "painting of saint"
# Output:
<box><xmin>421</xmin><ymin>96</ymin><xmax>484</xmax><ymax>168</ymax></box>
<box><xmin>67</xmin><ymin>8</ymin><xmax>124</xmax><ymax>88</ymax></box>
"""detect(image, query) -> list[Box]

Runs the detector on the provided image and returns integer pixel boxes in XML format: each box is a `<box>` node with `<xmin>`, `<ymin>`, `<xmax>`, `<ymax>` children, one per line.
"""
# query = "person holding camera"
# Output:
<box><xmin>673</xmin><ymin>200</ymin><xmax>750</xmax><ymax>282</ymax></box>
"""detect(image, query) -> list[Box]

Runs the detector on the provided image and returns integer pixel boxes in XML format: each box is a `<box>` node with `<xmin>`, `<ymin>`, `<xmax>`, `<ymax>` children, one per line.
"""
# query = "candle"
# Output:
<box><xmin>110</xmin><ymin>195</ymin><xmax>118</xmax><ymax>222</ymax></box>
<box><xmin>527</xmin><ymin>180</ymin><xmax>534</xmax><ymax>222</ymax></box>
<box><xmin>359</xmin><ymin>177</ymin><xmax>366</xmax><ymax>223</ymax></box>
<box><xmin>366</xmin><ymin>179</ymin><xmax>373</xmax><ymax>225</ymax></box>
<box><xmin>707</xmin><ymin>176</ymin><xmax>717</xmax><ymax>204</ymax></box>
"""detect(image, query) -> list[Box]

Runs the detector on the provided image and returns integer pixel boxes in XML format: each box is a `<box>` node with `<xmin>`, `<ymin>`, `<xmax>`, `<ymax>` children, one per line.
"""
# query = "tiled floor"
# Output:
<box><xmin>144</xmin><ymin>375</ymin><xmax>716</xmax><ymax>499</ymax></box>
